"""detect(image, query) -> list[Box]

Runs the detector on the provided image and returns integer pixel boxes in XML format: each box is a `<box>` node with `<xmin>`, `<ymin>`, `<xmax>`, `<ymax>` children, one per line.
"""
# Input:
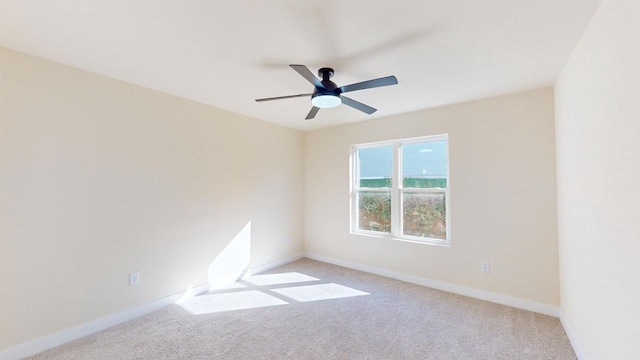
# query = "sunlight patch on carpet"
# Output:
<box><xmin>244</xmin><ymin>272</ymin><xmax>320</xmax><ymax>286</ymax></box>
<box><xmin>217</xmin><ymin>282</ymin><xmax>247</xmax><ymax>290</ymax></box>
<box><xmin>271</xmin><ymin>283</ymin><xmax>369</xmax><ymax>302</ymax></box>
<box><xmin>178</xmin><ymin>290</ymin><xmax>287</xmax><ymax>314</ymax></box>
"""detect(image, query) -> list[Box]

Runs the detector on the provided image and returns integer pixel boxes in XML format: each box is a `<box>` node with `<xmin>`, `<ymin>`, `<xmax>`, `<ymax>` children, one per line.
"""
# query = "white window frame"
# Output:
<box><xmin>350</xmin><ymin>134</ymin><xmax>450</xmax><ymax>246</ymax></box>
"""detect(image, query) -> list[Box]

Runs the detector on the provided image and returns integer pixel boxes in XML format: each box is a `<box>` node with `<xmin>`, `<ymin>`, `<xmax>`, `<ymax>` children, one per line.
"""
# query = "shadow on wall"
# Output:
<box><xmin>207</xmin><ymin>222</ymin><xmax>252</xmax><ymax>290</ymax></box>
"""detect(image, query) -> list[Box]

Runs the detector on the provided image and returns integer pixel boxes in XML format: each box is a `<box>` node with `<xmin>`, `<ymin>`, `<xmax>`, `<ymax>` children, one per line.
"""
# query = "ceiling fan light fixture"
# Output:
<box><xmin>311</xmin><ymin>94</ymin><xmax>341</xmax><ymax>108</ymax></box>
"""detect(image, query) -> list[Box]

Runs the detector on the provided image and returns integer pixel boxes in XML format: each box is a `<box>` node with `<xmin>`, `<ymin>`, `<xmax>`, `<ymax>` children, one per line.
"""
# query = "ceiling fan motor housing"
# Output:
<box><xmin>312</xmin><ymin>67</ymin><xmax>341</xmax><ymax>108</ymax></box>
<box><xmin>317</xmin><ymin>67</ymin><xmax>340</xmax><ymax>93</ymax></box>
<box><xmin>318</xmin><ymin>67</ymin><xmax>335</xmax><ymax>79</ymax></box>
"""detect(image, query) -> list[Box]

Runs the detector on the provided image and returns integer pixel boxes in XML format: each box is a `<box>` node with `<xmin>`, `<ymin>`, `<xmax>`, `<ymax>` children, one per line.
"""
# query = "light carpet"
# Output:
<box><xmin>29</xmin><ymin>259</ymin><xmax>575</xmax><ymax>359</ymax></box>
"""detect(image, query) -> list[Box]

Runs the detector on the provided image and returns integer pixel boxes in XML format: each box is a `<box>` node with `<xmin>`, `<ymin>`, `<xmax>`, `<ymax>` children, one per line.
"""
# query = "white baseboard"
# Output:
<box><xmin>249</xmin><ymin>252</ymin><xmax>304</xmax><ymax>276</ymax></box>
<box><xmin>559</xmin><ymin>312</ymin><xmax>584</xmax><ymax>360</ymax></box>
<box><xmin>0</xmin><ymin>252</ymin><xmax>305</xmax><ymax>360</ymax></box>
<box><xmin>304</xmin><ymin>252</ymin><xmax>560</xmax><ymax>318</ymax></box>
<box><xmin>0</xmin><ymin>283</ymin><xmax>209</xmax><ymax>360</ymax></box>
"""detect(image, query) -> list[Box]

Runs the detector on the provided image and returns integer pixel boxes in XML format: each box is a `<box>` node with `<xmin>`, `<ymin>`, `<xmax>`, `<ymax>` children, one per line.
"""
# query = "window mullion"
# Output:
<box><xmin>391</xmin><ymin>142</ymin><xmax>401</xmax><ymax>237</ymax></box>
<box><xmin>398</xmin><ymin>142</ymin><xmax>403</xmax><ymax>237</ymax></box>
<box><xmin>351</xmin><ymin>146</ymin><xmax>359</xmax><ymax>233</ymax></box>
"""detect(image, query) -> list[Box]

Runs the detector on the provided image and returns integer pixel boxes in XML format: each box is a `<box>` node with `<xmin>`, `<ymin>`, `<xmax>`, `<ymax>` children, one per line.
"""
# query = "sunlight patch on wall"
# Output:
<box><xmin>207</xmin><ymin>222</ymin><xmax>251</xmax><ymax>290</ymax></box>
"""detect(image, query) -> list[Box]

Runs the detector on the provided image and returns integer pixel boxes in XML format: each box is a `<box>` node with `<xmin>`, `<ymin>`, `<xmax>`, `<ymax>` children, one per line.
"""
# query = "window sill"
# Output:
<box><xmin>350</xmin><ymin>230</ymin><xmax>451</xmax><ymax>248</ymax></box>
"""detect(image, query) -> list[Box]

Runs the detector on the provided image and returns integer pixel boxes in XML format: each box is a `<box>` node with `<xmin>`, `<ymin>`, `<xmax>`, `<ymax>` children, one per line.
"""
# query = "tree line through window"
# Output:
<box><xmin>351</xmin><ymin>134</ymin><xmax>449</xmax><ymax>244</ymax></box>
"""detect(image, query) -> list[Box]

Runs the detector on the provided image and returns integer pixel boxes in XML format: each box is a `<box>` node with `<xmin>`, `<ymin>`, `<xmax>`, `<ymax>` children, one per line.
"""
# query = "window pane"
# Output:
<box><xmin>402</xmin><ymin>141</ymin><xmax>447</xmax><ymax>188</ymax></box>
<box><xmin>358</xmin><ymin>146</ymin><xmax>392</xmax><ymax>188</ymax></box>
<box><xmin>402</xmin><ymin>192</ymin><xmax>446</xmax><ymax>240</ymax></box>
<box><xmin>358</xmin><ymin>191</ymin><xmax>391</xmax><ymax>233</ymax></box>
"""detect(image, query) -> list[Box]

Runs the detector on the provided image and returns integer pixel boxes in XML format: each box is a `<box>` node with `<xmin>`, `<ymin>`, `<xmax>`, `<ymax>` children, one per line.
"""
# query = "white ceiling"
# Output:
<box><xmin>0</xmin><ymin>0</ymin><xmax>601</xmax><ymax>131</ymax></box>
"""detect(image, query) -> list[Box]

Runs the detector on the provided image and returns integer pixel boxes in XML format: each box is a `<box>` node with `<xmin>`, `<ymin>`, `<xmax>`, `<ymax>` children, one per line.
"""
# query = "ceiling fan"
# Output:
<box><xmin>255</xmin><ymin>65</ymin><xmax>398</xmax><ymax>120</ymax></box>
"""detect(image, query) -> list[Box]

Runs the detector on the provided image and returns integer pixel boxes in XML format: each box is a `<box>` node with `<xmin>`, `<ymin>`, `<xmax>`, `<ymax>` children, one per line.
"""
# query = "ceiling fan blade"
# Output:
<box><xmin>290</xmin><ymin>65</ymin><xmax>324</xmax><ymax>89</ymax></box>
<box><xmin>340</xmin><ymin>75</ymin><xmax>398</xmax><ymax>93</ymax></box>
<box><xmin>255</xmin><ymin>93</ymin><xmax>313</xmax><ymax>102</ymax></box>
<box><xmin>341</xmin><ymin>96</ymin><xmax>377</xmax><ymax>115</ymax></box>
<box><xmin>305</xmin><ymin>106</ymin><xmax>320</xmax><ymax>120</ymax></box>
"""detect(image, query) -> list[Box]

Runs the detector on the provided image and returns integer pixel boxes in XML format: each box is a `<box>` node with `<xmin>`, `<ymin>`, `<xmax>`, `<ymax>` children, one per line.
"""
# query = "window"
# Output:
<box><xmin>351</xmin><ymin>134</ymin><xmax>450</xmax><ymax>245</ymax></box>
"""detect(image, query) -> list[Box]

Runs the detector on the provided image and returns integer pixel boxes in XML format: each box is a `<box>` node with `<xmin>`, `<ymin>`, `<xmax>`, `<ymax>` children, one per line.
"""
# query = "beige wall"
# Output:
<box><xmin>0</xmin><ymin>48</ymin><xmax>304</xmax><ymax>350</ymax></box>
<box><xmin>305</xmin><ymin>88</ymin><xmax>559</xmax><ymax>306</ymax></box>
<box><xmin>555</xmin><ymin>0</ymin><xmax>640</xmax><ymax>358</ymax></box>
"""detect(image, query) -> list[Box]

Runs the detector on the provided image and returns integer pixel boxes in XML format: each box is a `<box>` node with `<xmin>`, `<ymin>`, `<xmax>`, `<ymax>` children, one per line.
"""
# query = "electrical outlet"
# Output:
<box><xmin>481</xmin><ymin>261</ymin><xmax>490</xmax><ymax>273</ymax></box>
<box><xmin>129</xmin><ymin>272</ymin><xmax>140</xmax><ymax>286</ymax></box>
